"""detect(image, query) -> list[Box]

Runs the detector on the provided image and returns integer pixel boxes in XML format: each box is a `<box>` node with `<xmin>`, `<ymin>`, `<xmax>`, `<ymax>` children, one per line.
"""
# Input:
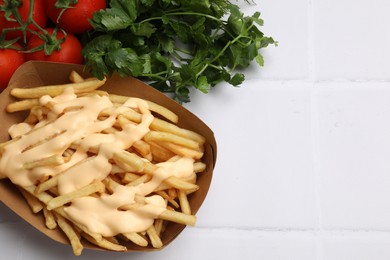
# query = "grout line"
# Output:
<box><xmin>307</xmin><ymin>0</ymin><xmax>324</xmax><ymax>258</ymax></box>
<box><xmin>307</xmin><ymin>0</ymin><xmax>316</xmax><ymax>83</ymax></box>
<box><xmin>195</xmin><ymin>225</ymin><xmax>390</xmax><ymax>238</ymax></box>
<box><xmin>242</xmin><ymin>78</ymin><xmax>390</xmax><ymax>85</ymax></box>
<box><xmin>310</xmin><ymin>82</ymin><xmax>324</xmax><ymax>260</ymax></box>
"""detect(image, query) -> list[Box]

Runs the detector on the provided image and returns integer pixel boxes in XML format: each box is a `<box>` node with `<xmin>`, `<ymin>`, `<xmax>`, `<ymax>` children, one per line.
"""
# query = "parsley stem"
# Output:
<box><xmin>195</xmin><ymin>22</ymin><xmax>255</xmax><ymax>78</ymax></box>
<box><xmin>139</xmin><ymin>11</ymin><xmax>221</xmax><ymax>25</ymax></box>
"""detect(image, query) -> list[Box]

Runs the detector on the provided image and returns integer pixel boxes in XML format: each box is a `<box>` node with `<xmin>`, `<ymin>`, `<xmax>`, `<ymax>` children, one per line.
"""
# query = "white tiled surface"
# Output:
<box><xmin>2</xmin><ymin>0</ymin><xmax>390</xmax><ymax>259</ymax></box>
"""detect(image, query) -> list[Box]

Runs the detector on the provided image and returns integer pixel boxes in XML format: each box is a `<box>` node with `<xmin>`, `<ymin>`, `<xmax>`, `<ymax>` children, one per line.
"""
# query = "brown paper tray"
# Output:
<box><xmin>0</xmin><ymin>61</ymin><xmax>217</xmax><ymax>252</ymax></box>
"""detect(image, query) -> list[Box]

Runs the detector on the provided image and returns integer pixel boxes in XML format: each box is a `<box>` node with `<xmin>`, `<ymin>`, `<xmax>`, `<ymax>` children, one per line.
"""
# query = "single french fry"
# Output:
<box><xmin>145</xmin><ymin>100</ymin><xmax>178</xmax><ymax>123</ymax></box>
<box><xmin>103</xmin><ymin>176</ymin><xmax>128</xmax><ymax>195</ymax></box>
<box><xmin>154</xmin><ymin>219</ymin><xmax>164</xmax><ymax>237</ymax></box>
<box><xmin>156</xmin><ymin>190</ymin><xmax>179</xmax><ymax>208</ymax></box>
<box><xmin>146</xmin><ymin>225</ymin><xmax>163</xmax><ymax>249</ymax></box>
<box><xmin>178</xmin><ymin>190</ymin><xmax>191</xmax><ymax>215</ymax></box>
<box><xmin>168</xmin><ymin>188</ymin><xmax>177</xmax><ymax>200</ymax></box>
<box><xmin>126</xmin><ymin>174</ymin><xmax>151</xmax><ymax>187</ymax></box>
<box><xmin>132</xmin><ymin>140</ymin><xmax>152</xmax><ymax>162</ymax></box>
<box><xmin>23</xmin><ymin>154</ymin><xmax>65</xmax><ymax>169</ymax></box>
<box><xmin>17</xmin><ymin>186</ymin><xmax>43</xmax><ymax>213</ymax></box>
<box><xmin>23</xmin><ymin>185</ymin><xmax>53</xmax><ymax>204</ymax></box>
<box><xmin>24</xmin><ymin>111</ymin><xmax>39</xmax><ymax>125</ymax></box>
<box><xmin>77</xmin><ymin>90</ymin><xmax>108</xmax><ymax>98</ymax></box>
<box><xmin>121</xmin><ymin>109</ymin><xmax>142</xmax><ymax>123</ymax></box>
<box><xmin>113</xmin><ymin>151</ymin><xmax>145</xmax><ymax>173</ymax></box>
<box><xmin>55</xmin><ymin>213</ymin><xmax>83</xmax><ymax>256</ymax></box>
<box><xmin>147</xmin><ymin>141</ymin><xmax>175</xmax><ymax>162</ymax></box>
<box><xmin>35</xmin><ymin>175</ymin><xmax>60</xmax><ymax>194</ymax></box>
<box><xmin>194</xmin><ymin>161</ymin><xmax>206</xmax><ymax>173</ymax></box>
<box><xmin>121</xmin><ymin>172</ymin><xmax>141</xmax><ymax>184</ymax></box>
<box><xmin>47</xmin><ymin>181</ymin><xmax>105</xmax><ymax>210</ymax></box>
<box><xmin>164</xmin><ymin>176</ymin><xmax>199</xmax><ymax>192</ymax></box>
<box><xmin>81</xmin><ymin>233</ymin><xmax>127</xmax><ymax>252</ymax></box>
<box><xmin>105</xmin><ymin>236</ymin><xmax>120</xmax><ymax>245</ymax></box>
<box><xmin>159</xmin><ymin>209</ymin><xmax>196</xmax><ymax>226</ymax></box>
<box><xmin>69</xmin><ymin>71</ymin><xmax>85</xmax><ymax>83</ymax></box>
<box><xmin>43</xmin><ymin>207</ymin><xmax>57</xmax><ymax>229</ymax></box>
<box><xmin>150</xmin><ymin>117</ymin><xmax>205</xmax><ymax>144</ymax></box>
<box><xmin>116</xmin><ymin>114</ymin><xmax>134</xmax><ymax>127</ymax></box>
<box><xmin>144</xmin><ymin>131</ymin><xmax>199</xmax><ymax>150</ymax></box>
<box><xmin>109</xmin><ymin>94</ymin><xmax>178</xmax><ymax>123</ymax></box>
<box><xmin>10</xmin><ymin>77</ymin><xmax>107</xmax><ymax>99</ymax></box>
<box><xmin>122</xmin><ymin>232</ymin><xmax>148</xmax><ymax>247</ymax></box>
<box><xmin>158</xmin><ymin>141</ymin><xmax>204</xmax><ymax>160</ymax></box>
<box><xmin>6</xmin><ymin>99</ymin><xmax>40</xmax><ymax>113</ymax></box>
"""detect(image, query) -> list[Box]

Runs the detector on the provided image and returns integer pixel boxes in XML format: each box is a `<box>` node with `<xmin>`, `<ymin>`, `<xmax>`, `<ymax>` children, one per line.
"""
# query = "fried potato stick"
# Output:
<box><xmin>10</xmin><ymin>77</ymin><xmax>107</xmax><ymax>99</ymax></box>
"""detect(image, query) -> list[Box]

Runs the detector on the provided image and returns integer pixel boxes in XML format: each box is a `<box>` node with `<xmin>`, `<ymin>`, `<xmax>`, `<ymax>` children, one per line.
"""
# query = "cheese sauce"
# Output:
<box><xmin>0</xmin><ymin>87</ymin><xmax>195</xmax><ymax>236</ymax></box>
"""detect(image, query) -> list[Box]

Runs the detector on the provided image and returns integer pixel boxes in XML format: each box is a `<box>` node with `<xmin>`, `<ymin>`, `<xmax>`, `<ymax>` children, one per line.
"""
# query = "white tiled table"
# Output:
<box><xmin>2</xmin><ymin>0</ymin><xmax>390</xmax><ymax>259</ymax></box>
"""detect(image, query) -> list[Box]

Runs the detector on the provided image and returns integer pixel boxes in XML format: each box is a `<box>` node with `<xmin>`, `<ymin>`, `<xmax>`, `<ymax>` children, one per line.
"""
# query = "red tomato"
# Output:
<box><xmin>0</xmin><ymin>45</ymin><xmax>25</xmax><ymax>90</ymax></box>
<box><xmin>0</xmin><ymin>0</ymin><xmax>47</xmax><ymax>41</ymax></box>
<box><xmin>25</xmin><ymin>28</ymin><xmax>83</xmax><ymax>64</ymax></box>
<box><xmin>45</xmin><ymin>0</ymin><xmax>106</xmax><ymax>34</ymax></box>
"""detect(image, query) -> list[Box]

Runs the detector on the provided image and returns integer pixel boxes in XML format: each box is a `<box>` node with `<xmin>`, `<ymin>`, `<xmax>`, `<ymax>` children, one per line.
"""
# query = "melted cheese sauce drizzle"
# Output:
<box><xmin>0</xmin><ymin>87</ymin><xmax>195</xmax><ymax>236</ymax></box>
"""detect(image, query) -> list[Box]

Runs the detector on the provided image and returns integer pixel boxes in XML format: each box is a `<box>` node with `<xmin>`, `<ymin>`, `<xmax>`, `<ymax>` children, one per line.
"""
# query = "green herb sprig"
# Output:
<box><xmin>82</xmin><ymin>0</ymin><xmax>276</xmax><ymax>103</ymax></box>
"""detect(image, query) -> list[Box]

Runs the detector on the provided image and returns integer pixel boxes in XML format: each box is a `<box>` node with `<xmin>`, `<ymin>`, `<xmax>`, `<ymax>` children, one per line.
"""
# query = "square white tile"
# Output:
<box><xmin>313</xmin><ymin>0</ymin><xmax>390</xmax><ymax>80</ymax></box>
<box><xmin>186</xmin><ymin>80</ymin><xmax>317</xmax><ymax>229</ymax></box>
<box><xmin>237</xmin><ymin>0</ymin><xmax>310</xmax><ymax>80</ymax></box>
<box><xmin>317</xmin><ymin>82</ymin><xmax>390</xmax><ymax>230</ymax></box>
<box><xmin>322</xmin><ymin>233</ymin><xmax>390</xmax><ymax>260</ymax></box>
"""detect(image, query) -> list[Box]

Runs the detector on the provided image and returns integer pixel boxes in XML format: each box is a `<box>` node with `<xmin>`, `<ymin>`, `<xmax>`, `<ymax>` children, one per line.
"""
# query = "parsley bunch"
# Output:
<box><xmin>82</xmin><ymin>0</ymin><xmax>276</xmax><ymax>103</ymax></box>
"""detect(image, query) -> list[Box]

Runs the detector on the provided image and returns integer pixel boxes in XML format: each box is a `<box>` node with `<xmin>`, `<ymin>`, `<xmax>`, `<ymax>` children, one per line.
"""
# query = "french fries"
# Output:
<box><xmin>0</xmin><ymin>71</ymin><xmax>207</xmax><ymax>255</ymax></box>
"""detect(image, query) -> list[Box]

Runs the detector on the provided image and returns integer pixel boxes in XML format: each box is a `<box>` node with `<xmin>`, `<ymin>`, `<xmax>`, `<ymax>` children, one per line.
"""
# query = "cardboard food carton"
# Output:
<box><xmin>0</xmin><ymin>61</ymin><xmax>217</xmax><ymax>252</ymax></box>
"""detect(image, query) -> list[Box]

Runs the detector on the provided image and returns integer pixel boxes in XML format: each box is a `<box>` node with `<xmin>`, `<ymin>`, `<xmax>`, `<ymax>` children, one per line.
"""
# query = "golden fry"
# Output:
<box><xmin>121</xmin><ymin>172</ymin><xmax>141</xmax><ymax>184</ymax></box>
<box><xmin>113</xmin><ymin>151</ymin><xmax>145</xmax><ymax>173</ymax></box>
<box><xmin>17</xmin><ymin>186</ymin><xmax>43</xmax><ymax>213</ymax></box>
<box><xmin>132</xmin><ymin>140</ymin><xmax>152</xmax><ymax>161</ymax></box>
<box><xmin>56</xmin><ymin>214</ymin><xmax>83</xmax><ymax>256</ymax></box>
<box><xmin>126</xmin><ymin>174</ymin><xmax>151</xmax><ymax>187</ymax></box>
<box><xmin>69</xmin><ymin>71</ymin><xmax>85</xmax><ymax>83</ymax></box>
<box><xmin>144</xmin><ymin>131</ymin><xmax>200</xmax><ymax>150</ymax></box>
<box><xmin>10</xmin><ymin>77</ymin><xmax>107</xmax><ymax>99</ymax></box>
<box><xmin>23</xmin><ymin>154</ymin><xmax>65</xmax><ymax>170</ymax></box>
<box><xmin>178</xmin><ymin>190</ymin><xmax>191</xmax><ymax>215</ymax></box>
<box><xmin>6</xmin><ymin>99</ymin><xmax>40</xmax><ymax>113</ymax></box>
<box><xmin>194</xmin><ymin>162</ymin><xmax>206</xmax><ymax>173</ymax></box>
<box><xmin>150</xmin><ymin>117</ymin><xmax>205</xmax><ymax>144</ymax></box>
<box><xmin>154</xmin><ymin>219</ymin><xmax>164</xmax><ymax>237</ymax></box>
<box><xmin>156</xmin><ymin>190</ymin><xmax>179</xmax><ymax>208</ymax></box>
<box><xmin>158</xmin><ymin>141</ymin><xmax>204</xmax><ymax>160</ymax></box>
<box><xmin>146</xmin><ymin>225</ymin><xmax>163</xmax><ymax>249</ymax></box>
<box><xmin>109</xmin><ymin>94</ymin><xmax>178</xmax><ymax>123</ymax></box>
<box><xmin>35</xmin><ymin>174</ymin><xmax>59</xmax><ymax>194</ymax></box>
<box><xmin>47</xmin><ymin>181</ymin><xmax>105</xmax><ymax>210</ymax></box>
<box><xmin>159</xmin><ymin>209</ymin><xmax>196</xmax><ymax>226</ymax></box>
<box><xmin>122</xmin><ymin>232</ymin><xmax>148</xmax><ymax>247</ymax></box>
<box><xmin>164</xmin><ymin>176</ymin><xmax>199</xmax><ymax>193</ymax></box>
<box><xmin>81</xmin><ymin>233</ymin><xmax>127</xmax><ymax>252</ymax></box>
<box><xmin>147</xmin><ymin>141</ymin><xmax>175</xmax><ymax>162</ymax></box>
<box><xmin>43</xmin><ymin>207</ymin><xmax>57</xmax><ymax>229</ymax></box>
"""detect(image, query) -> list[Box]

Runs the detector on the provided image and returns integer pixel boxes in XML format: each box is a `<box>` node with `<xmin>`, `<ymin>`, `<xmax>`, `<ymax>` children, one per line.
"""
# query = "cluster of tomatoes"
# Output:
<box><xmin>0</xmin><ymin>0</ymin><xmax>106</xmax><ymax>89</ymax></box>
